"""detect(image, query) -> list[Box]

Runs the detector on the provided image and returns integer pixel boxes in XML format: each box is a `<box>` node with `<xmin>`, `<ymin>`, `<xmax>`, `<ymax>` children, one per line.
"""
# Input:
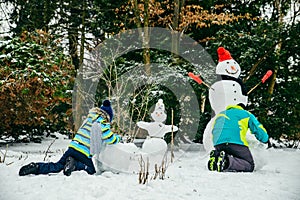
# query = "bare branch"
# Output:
<box><xmin>0</xmin><ymin>144</ymin><xmax>8</xmax><ymax>163</ymax></box>
<box><xmin>43</xmin><ymin>139</ymin><xmax>56</xmax><ymax>161</ymax></box>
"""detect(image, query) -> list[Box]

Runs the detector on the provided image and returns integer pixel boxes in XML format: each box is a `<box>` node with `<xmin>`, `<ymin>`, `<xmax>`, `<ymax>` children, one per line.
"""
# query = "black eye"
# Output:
<box><xmin>227</xmin><ymin>61</ymin><xmax>230</xmax><ymax>64</ymax></box>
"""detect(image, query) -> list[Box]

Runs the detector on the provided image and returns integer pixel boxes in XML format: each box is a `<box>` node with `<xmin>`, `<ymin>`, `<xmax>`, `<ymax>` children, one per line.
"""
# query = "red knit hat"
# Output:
<box><xmin>217</xmin><ymin>47</ymin><xmax>233</xmax><ymax>62</ymax></box>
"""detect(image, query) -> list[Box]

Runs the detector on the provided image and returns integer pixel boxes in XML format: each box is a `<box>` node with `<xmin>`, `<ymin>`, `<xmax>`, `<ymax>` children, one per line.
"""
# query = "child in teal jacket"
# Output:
<box><xmin>208</xmin><ymin>104</ymin><xmax>269</xmax><ymax>172</ymax></box>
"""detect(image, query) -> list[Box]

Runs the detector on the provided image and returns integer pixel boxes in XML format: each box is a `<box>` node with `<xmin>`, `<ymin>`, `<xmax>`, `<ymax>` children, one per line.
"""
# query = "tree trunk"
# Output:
<box><xmin>68</xmin><ymin>1</ymin><xmax>80</xmax><ymax>70</ymax></box>
<box><xmin>79</xmin><ymin>0</ymin><xmax>86</xmax><ymax>67</ymax></box>
<box><xmin>132</xmin><ymin>0</ymin><xmax>151</xmax><ymax>75</ymax></box>
<box><xmin>171</xmin><ymin>0</ymin><xmax>184</xmax><ymax>56</ymax></box>
<box><xmin>267</xmin><ymin>0</ymin><xmax>284</xmax><ymax>101</ymax></box>
<box><xmin>172</xmin><ymin>0</ymin><xmax>180</xmax><ymax>54</ymax></box>
<box><xmin>70</xmin><ymin>0</ymin><xmax>83</xmax><ymax>132</ymax></box>
<box><xmin>143</xmin><ymin>0</ymin><xmax>151</xmax><ymax>76</ymax></box>
<box><xmin>43</xmin><ymin>0</ymin><xmax>50</xmax><ymax>32</ymax></box>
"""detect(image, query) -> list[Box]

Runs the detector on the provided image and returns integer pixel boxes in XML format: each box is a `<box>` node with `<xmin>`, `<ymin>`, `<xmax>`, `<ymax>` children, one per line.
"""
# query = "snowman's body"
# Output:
<box><xmin>96</xmin><ymin>99</ymin><xmax>178</xmax><ymax>173</ymax></box>
<box><xmin>203</xmin><ymin>80</ymin><xmax>248</xmax><ymax>152</ymax></box>
<box><xmin>202</xmin><ymin>47</ymin><xmax>251</xmax><ymax>152</ymax></box>
<box><xmin>137</xmin><ymin>99</ymin><xmax>178</xmax><ymax>164</ymax></box>
<box><xmin>96</xmin><ymin>142</ymin><xmax>140</xmax><ymax>173</ymax></box>
<box><xmin>209</xmin><ymin>80</ymin><xmax>248</xmax><ymax>115</ymax></box>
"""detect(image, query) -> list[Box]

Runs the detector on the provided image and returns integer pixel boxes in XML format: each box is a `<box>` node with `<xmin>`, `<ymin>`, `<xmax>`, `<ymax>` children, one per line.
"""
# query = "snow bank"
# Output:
<box><xmin>0</xmin><ymin>135</ymin><xmax>299</xmax><ymax>200</ymax></box>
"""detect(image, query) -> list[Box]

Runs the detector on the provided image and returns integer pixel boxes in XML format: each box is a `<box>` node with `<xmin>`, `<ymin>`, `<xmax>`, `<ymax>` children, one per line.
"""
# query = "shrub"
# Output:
<box><xmin>0</xmin><ymin>30</ymin><xmax>75</xmax><ymax>140</ymax></box>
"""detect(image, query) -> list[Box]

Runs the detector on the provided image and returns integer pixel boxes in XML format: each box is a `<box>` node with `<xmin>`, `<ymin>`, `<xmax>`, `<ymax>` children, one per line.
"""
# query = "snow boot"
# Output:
<box><xmin>207</xmin><ymin>150</ymin><xmax>218</xmax><ymax>171</ymax></box>
<box><xmin>217</xmin><ymin>151</ymin><xmax>228</xmax><ymax>172</ymax></box>
<box><xmin>63</xmin><ymin>156</ymin><xmax>76</xmax><ymax>176</ymax></box>
<box><xmin>19</xmin><ymin>162</ymin><xmax>39</xmax><ymax>176</ymax></box>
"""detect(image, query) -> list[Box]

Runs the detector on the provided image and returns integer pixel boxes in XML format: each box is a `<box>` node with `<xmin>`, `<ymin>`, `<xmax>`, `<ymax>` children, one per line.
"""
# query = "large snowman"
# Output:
<box><xmin>96</xmin><ymin>99</ymin><xmax>178</xmax><ymax>173</ymax></box>
<box><xmin>203</xmin><ymin>47</ymin><xmax>248</xmax><ymax>152</ymax></box>
<box><xmin>137</xmin><ymin>99</ymin><xmax>178</xmax><ymax>161</ymax></box>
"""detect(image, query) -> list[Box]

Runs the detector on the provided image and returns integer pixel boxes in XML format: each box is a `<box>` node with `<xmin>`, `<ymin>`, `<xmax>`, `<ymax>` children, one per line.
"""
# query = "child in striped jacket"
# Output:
<box><xmin>19</xmin><ymin>100</ymin><xmax>121</xmax><ymax>176</ymax></box>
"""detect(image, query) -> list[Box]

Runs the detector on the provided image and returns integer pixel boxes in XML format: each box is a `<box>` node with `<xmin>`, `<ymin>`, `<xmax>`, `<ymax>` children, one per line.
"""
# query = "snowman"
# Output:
<box><xmin>137</xmin><ymin>99</ymin><xmax>178</xmax><ymax>164</ymax></box>
<box><xmin>95</xmin><ymin>99</ymin><xmax>178</xmax><ymax>173</ymax></box>
<box><xmin>202</xmin><ymin>47</ymin><xmax>248</xmax><ymax>152</ymax></box>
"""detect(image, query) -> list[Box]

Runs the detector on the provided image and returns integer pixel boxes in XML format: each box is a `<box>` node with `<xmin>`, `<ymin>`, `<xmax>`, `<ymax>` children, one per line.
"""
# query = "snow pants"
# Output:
<box><xmin>37</xmin><ymin>147</ymin><xmax>96</xmax><ymax>175</ymax></box>
<box><xmin>215</xmin><ymin>143</ymin><xmax>255</xmax><ymax>172</ymax></box>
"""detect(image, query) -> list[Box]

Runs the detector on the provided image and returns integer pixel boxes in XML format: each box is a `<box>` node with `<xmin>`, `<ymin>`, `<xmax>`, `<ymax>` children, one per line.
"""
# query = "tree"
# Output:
<box><xmin>115</xmin><ymin>0</ymin><xmax>265</xmax><ymax>142</ymax></box>
<box><xmin>4</xmin><ymin>0</ymin><xmax>58</xmax><ymax>34</ymax></box>
<box><xmin>0</xmin><ymin>30</ymin><xmax>75</xmax><ymax>140</ymax></box>
<box><xmin>0</xmin><ymin>0</ymin><xmax>298</xmax><ymax>143</ymax></box>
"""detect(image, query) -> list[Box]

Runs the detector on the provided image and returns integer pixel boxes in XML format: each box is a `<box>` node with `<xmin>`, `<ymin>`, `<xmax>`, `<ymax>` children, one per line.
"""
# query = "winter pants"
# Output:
<box><xmin>215</xmin><ymin>143</ymin><xmax>255</xmax><ymax>172</ymax></box>
<box><xmin>37</xmin><ymin>147</ymin><xmax>96</xmax><ymax>175</ymax></box>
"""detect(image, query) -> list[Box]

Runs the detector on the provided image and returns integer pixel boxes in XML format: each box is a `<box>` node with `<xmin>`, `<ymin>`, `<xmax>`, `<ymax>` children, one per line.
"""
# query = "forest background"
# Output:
<box><xmin>0</xmin><ymin>0</ymin><xmax>299</xmax><ymax>147</ymax></box>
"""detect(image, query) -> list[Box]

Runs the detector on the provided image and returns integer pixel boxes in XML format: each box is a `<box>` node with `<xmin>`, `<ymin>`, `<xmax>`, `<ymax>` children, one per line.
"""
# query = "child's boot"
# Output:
<box><xmin>207</xmin><ymin>150</ymin><xmax>218</xmax><ymax>171</ymax></box>
<box><xmin>19</xmin><ymin>162</ymin><xmax>39</xmax><ymax>176</ymax></box>
<box><xmin>217</xmin><ymin>151</ymin><xmax>228</xmax><ymax>172</ymax></box>
<box><xmin>63</xmin><ymin>156</ymin><xmax>76</xmax><ymax>176</ymax></box>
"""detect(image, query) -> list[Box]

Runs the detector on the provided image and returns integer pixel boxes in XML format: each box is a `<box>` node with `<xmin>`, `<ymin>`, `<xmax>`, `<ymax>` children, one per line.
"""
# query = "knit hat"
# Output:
<box><xmin>151</xmin><ymin>99</ymin><xmax>167</xmax><ymax>123</ymax></box>
<box><xmin>154</xmin><ymin>99</ymin><xmax>165</xmax><ymax>112</ymax></box>
<box><xmin>216</xmin><ymin>47</ymin><xmax>241</xmax><ymax>78</ymax></box>
<box><xmin>100</xmin><ymin>100</ymin><xmax>113</xmax><ymax>122</ymax></box>
<box><xmin>217</xmin><ymin>47</ymin><xmax>233</xmax><ymax>62</ymax></box>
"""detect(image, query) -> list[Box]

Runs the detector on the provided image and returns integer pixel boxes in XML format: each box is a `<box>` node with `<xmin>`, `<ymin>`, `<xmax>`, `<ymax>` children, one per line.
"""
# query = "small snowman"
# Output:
<box><xmin>203</xmin><ymin>47</ymin><xmax>248</xmax><ymax>152</ymax></box>
<box><xmin>137</xmin><ymin>99</ymin><xmax>178</xmax><ymax>162</ymax></box>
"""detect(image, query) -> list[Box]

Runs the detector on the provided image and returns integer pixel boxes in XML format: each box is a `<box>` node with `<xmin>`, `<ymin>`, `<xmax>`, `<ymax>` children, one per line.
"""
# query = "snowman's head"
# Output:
<box><xmin>151</xmin><ymin>99</ymin><xmax>167</xmax><ymax>123</ymax></box>
<box><xmin>216</xmin><ymin>47</ymin><xmax>241</xmax><ymax>78</ymax></box>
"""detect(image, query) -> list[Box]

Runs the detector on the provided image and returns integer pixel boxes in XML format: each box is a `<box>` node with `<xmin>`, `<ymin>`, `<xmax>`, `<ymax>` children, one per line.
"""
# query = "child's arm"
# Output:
<box><xmin>101</xmin><ymin>122</ymin><xmax>121</xmax><ymax>144</ymax></box>
<box><xmin>248</xmin><ymin>113</ymin><xmax>269</xmax><ymax>143</ymax></box>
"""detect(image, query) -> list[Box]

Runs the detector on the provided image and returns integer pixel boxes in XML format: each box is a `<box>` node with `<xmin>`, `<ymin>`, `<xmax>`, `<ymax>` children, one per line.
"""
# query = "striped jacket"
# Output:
<box><xmin>69</xmin><ymin>107</ymin><xmax>121</xmax><ymax>158</ymax></box>
<box><xmin>212</xmin><ymin>105</ymin><xmax>269</xmax><ymax>147</ymax></box>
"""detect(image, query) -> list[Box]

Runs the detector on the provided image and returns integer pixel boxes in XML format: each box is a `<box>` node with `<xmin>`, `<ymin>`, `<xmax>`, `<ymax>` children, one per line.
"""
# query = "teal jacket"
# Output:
<box><xmin>69</xmin><ymin>107</ymin><xmax>121</xmax><ymax>158</ymax></box>
<box><xmin>212</xmin><ymin>105</ymin><xmax>269</xmax><ymax>147</ymax></box>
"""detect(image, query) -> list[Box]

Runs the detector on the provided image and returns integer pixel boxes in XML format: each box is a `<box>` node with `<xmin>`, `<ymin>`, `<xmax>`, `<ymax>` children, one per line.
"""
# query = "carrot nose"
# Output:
<box><xmin>231</xmin><ymin>66</ymin><xmax>236</xmax><ymax>71</ymax></box>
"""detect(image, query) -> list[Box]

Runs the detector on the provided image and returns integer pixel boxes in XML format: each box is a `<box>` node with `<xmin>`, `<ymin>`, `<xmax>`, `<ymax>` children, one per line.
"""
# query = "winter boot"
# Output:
<box><xmin>207</xmin><ymin>150</ymin><xmax>218</xmax><ymax>171</ymax></box>
<box><xmin>217</xmin><ymin>151</ymin><xmax>228</xmax><ymax>172</ymax></box>
<box><xmin>63</xmin><ymin>156</ymin><xmax>76</xmax><ymax>176</ymax></box>
<box><xmin>19</xmin><ymin>162</ymin><xmax>39</xmax><ymax>176</ymax></box>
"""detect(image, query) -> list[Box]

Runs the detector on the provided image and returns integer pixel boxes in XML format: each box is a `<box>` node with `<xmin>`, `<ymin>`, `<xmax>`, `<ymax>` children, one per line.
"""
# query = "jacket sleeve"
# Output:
<box><xmin>100</xmin><ymin>122</ymin><xmax>121</xmax><ymax>144</ymax></box>
<box><xmin>248</xmin><ymin>113</ymin><xmax>269</xmax><ymax>143</ymax></box>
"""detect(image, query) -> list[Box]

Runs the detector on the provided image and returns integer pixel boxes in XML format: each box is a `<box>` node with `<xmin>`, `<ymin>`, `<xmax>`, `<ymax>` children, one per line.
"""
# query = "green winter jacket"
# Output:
<box><xmin>212</xmin><ymin>105</ymin><xmax>269</xmax><ymax>147</ymax></box>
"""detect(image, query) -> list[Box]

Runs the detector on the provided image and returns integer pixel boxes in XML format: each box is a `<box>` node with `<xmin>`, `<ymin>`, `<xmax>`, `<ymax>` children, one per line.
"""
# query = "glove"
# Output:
<box><xmin>266</xmin><ymin>139</ymin><xmax>272</xmax><ymax>149</ymax></box>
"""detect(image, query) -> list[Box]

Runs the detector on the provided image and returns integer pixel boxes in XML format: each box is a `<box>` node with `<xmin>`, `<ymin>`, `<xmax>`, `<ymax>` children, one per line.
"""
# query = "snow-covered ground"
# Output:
<box><xmin>0</xmin><ymin>133</ymin><xmax>299</xmax><ymax>200</ymax></box>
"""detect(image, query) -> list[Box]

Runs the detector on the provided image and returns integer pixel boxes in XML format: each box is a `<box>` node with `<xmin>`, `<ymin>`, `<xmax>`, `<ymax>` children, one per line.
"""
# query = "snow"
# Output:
<box><xmin>0</xmin><ymin>2</ymin><xmax>14</xmax><ymax>37</ymax></box>
<box><xmin>0</xmin><ymin>133</ymin><xmax>299</xmax><ymax>200</ymax></box>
